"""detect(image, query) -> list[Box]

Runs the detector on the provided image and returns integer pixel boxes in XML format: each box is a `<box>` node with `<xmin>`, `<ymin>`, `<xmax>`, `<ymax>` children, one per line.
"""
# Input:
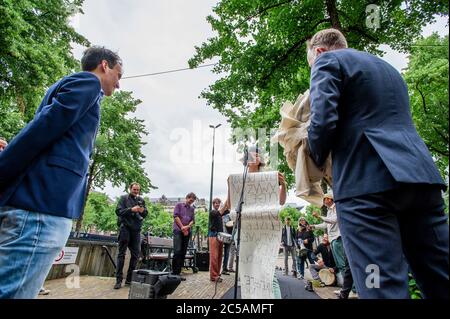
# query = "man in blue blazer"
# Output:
<box><xmin>0</xmin><ymin>46</ymin><xmax>123</xmax><ymax>298</ymax></box>
<box><xmin>307</xmin><ymin>29</ymin><xmax>448</xmax><ymax>299</ymax></box>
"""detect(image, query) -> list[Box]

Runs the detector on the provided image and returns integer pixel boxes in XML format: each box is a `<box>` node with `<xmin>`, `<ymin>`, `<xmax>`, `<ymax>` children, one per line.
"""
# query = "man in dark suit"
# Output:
<box><xmin>114</xmin><ymin>182</ymin><xmax>148</xmax><ymax>289</ymax></box>
<box><xmin>307</xmin><ymin>28</ymin><xmax>448</xmax><ymax>299</ymax></box>
<box><xmin>0</xmin><ymin>46</ymin><xmax>122</xmax><ymax>298</ymax></box>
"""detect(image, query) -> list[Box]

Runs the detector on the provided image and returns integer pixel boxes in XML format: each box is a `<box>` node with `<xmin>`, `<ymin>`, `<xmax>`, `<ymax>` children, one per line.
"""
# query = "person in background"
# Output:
<box><xmin>114</xmin><ymin>182</ymin><xmax>148</xmax><ymax>289</ymax></box>
<box><xmin>172</xmin><ymin>192</ymin><xmax>197</xmax><ymax>280</ymax></box>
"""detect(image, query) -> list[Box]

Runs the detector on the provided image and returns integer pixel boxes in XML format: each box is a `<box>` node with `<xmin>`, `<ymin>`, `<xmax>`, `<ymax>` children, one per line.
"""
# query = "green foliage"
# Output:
<box><xmin>193</xmin><ymin>208</ymin><xmax>209</xmax><ymax>237</ymax></box>
<box><xmin>279</xmin><ymin>206</ymin><xmax>300</xmax><ymax>224</ymax></box>
<box><xmin>82</xmin><ymin>192</ymin><xmax>116</xmax><ymax>232</ymax></box>
<box><xmin>141</xmin><ymin>201</ymin><xmax>172</xmax><ymax>238</ymax></box>
<box><xmin>0</xmin><ymin>0</ymin><xmax>89</xmax><ymax>124</ymax></box>
<box><xmin>404</xmin><ymin>33</ymin><xmax>449</xmax><ymax>178</ymax></box>
<box><xmin>90</xmin><ymin>91</ymin><xmax>155</xmax><ymax>194</ymax></box>
<box><xmin>409</xmin><ymin>273</ymin><xmax>422</xmax><ymax>299</ymax></box>
<box><xmin>305</xmin><ymin>205</ymin><xmax>325</xmax><ymax>236</ymax></box>
<box><xmin>190</xmin><ymin>0</ymin><xmax>448</xmax><ymax>184</ymax></box>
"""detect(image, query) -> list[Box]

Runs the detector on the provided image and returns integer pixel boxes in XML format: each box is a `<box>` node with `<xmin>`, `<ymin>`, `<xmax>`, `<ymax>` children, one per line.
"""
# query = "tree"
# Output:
<box><xmin>189</xmin><ymin>0</ymin><xmax>448</xmax><ymax>185</ymax></box>
<box><xmin>279</xmin><ymin>206</ymin><xmax>300</xmax><ymax>224</ymax></box>
<box><xmin>0</xmin><ymin>0</ymin><xmax>89</xmax><ymax>128</ymax></box>
<box><xmin>403</xmin><ymin>33</ymin><xmax>449</xmax><ymax>178</ymax></box>
<box><xmin>75</xmin><ymin>91</ymin><xmax>156</xmax><ymax>231</ymax></box>
<box><xmin>82</xmin><ymin>191</ymin><xmax>116</xmax><ymax>233</ymax></box>
<box><xmin>142</xmin><ymin>202</ymin><xmax>173</xmax><ymax>238</ymax></box>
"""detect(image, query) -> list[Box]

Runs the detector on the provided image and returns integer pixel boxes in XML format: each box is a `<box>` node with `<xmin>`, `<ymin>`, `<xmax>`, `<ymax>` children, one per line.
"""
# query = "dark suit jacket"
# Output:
<box><xmin>0</xmin><ymin>72</ymin><xmax>103</xmax><ymax>218</ymax></box>
<box><xmin>308</xmin><ymin>48</ymin><xmax>445</xmax><ymax>201</ymax></box>
<box><xmin>281</xmin><ymin>225</ymin><xmax>298</xmax><ymax>247</ymax></box>
<box><xmin>116</xmin><ymin>195</ymin><xmax>148</xmax><ymax>231</ymax></box>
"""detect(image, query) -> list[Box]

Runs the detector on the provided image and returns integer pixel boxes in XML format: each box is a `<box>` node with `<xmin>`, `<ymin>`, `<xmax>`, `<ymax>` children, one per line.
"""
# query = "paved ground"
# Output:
<box><xmin>38</xmin><ymin>255</ymin><xmax>349</xmax><ymax>299</ymax></box>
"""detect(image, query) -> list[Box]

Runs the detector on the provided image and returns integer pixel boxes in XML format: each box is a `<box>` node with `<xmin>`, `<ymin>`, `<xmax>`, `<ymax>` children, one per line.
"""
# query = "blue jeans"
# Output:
<box><xmin>0</xmin><ymin>207</ymin><xmax>72</xmax><ymax>298</ymax></box>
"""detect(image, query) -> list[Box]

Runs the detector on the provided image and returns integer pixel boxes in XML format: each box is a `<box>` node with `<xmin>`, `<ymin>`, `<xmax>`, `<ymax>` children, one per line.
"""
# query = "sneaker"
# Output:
<box><xmin>334</xmin><ymin>289</ymin><xmax>341</xmax><ymax>296</ymax></box>
<box><xmin>297</xmin><ymin>274</ymin><xmax>304</xmax><ymax>280</ymax></box>
<box><xmin>38</xmin><ymin>288</ymin><xmax>50</xmax><ymax>295</ymax></box>
<box><xmin>348</xmin><ymin>291</ymin><xmax>358</xmax><ymax>299</ymax></box>
<box><xmin>113</xmin><ymin>282</ymin><xmax>122</xmax><ymax>289</ymax></box>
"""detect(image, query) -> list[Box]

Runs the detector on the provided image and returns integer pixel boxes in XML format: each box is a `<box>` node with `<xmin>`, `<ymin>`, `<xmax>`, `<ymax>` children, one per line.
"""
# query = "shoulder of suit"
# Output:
<box><xmin>61</xmin><ymin>72</ymin><xmax>101</xmax><ymax>92</ymax></box>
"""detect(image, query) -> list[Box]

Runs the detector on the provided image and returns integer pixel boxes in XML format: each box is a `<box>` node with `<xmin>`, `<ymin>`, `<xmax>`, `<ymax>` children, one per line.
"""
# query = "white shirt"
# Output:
<box><xmin>315</xmin><ymin>203</ymin><xmax>341</xmax><ymax>243</ymax></box>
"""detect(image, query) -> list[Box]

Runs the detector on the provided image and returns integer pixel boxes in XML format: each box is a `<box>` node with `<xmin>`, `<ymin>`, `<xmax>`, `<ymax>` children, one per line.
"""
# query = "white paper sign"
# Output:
<box><xmin>54</xmin><ymin>247</ymin><xmax>79</xmax><ymax>265</ymax></box>
<box><xmin>229</xmin><ymin>171</ymin><xmax>282</xmax><ymax>299</ymax></box>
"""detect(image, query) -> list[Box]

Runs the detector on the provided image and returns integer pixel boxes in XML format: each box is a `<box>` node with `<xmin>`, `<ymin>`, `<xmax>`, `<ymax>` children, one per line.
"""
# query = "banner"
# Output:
<box><xmin>229</xmin><ymin>171</ymin><xmax>281</xmax><ymax>299</ymax></box>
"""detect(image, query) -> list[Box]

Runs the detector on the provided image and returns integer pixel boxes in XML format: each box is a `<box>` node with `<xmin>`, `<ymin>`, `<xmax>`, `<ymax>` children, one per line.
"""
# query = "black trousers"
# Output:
<box><xmin>116</xmin><ymin>225</ymin><xmax>141</xmax><ymax>282</ymax></box>
<box><xmin>172</xmin><ymin>231</ymin><xmax>190</xmax><ymax>275</ymax></box>
<box><xmin>337</xmin><ymin>183</ymin><xmax>449</xmax><ymax>299</ymax></box>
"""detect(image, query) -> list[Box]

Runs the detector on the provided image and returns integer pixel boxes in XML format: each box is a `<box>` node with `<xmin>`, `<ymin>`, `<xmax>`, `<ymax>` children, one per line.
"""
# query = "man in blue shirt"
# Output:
<box><xmin>0</xmin><ymin>46</ymin><xmax>123</xmax><ymax>298</ymax></box>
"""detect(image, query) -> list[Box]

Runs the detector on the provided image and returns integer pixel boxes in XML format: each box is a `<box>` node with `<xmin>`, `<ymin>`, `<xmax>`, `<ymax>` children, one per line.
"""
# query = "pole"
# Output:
<box><xmin>207</xmin><ymin>124</ymin><xmax>221</xmax><ymax>251</ymax></box>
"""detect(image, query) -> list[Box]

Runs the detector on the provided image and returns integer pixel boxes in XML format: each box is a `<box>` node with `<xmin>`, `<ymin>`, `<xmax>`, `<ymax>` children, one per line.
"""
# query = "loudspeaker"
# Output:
<box><xmin>129</xmin><ymin>269</ymin><xmax>170</xmax><ymax>299</ymax></box>
<box><xmin>196</xmin><ymin>252</ymin><xmax>209</xmax><ymax>271</ymax></box>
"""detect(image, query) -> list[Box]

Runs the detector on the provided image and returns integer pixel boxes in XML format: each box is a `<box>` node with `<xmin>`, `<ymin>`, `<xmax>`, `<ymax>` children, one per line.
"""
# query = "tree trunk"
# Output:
<box><xmin>75</xmin><ymin>160</ymin><xmax>97</xmax><ymax>232</ymax></box>
<box><xmin>325</xmin><ymin>0</ymin><xmax>341</xmax><ymax>30</ymax></box>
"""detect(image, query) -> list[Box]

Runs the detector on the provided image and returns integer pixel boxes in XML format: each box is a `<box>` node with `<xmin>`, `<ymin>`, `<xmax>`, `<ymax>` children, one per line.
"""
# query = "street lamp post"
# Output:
<box><xmin>207</xmin><ymin>124</ymin><xmax>221</xmax><ymax>251</ymax></box>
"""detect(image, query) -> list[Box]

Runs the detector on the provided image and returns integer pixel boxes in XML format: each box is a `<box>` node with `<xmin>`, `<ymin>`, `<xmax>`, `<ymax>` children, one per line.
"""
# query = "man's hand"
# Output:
<box><xmin>304</xmin><ymin>239</ymin><xmax>308</xmax><ymax>244</ymax></box>
<box><xmin>131</xmin><ymin>205</ymin><xmax>141</xmax><ymax>213</ymax></box>
<box><xmin>312</xmin><ymin>211</ymin><xmax>320</xmax><ymax>218</ymax></box>
<box><xmin>329</xmin><ymin>268</ymin><xmax>335</xmax><ymax>273</ymax></box>
<box><xmin>0</xmin><ymin>138</ymin><xmax>7</xmax><ymax>152</ymax></box>
<box><xmin>138</xmin><ymin>206</ymin><xmax>145</xmax><ymax>213</ymax></box>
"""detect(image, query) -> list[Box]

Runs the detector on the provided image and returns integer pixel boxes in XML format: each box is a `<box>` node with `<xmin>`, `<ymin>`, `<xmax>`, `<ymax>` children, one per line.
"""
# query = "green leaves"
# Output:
<box><xmin>190</xmin><ymin>0</ymin><xmax>448</xmax><ymax>185</ymax></box>
<box><xmin>0</xmin><ymin>0</ymin><xmax>89</xmax><ymax>122</ymax></box>
<box><xmin>404</xmin><ymin>33</ymin><xmax>449</xmax><ymax>179</ymax></box>
<box><xmin>90</xmin><ymin>91</ymin><xmax>155</xmax><ymax>194</ymax></box>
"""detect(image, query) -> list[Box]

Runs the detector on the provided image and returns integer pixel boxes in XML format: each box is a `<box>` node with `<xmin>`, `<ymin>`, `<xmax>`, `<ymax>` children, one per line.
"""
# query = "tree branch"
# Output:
<box><xmin>433</xmin><ymin>126</ymin><xmax>449</xmax><ymax>143</ymax></box>
<box><xmin>234</xmin><ymin>0</ymin><xmax>296</xmax><ymax>30</ymax></box>
<box><xmin>427</xmin><ymin>143</ymin><xmax>448</xmax><ymax>157</ymax></box>
<box><xmin>416</xmin><ymin>81</ymin><xmax>428</xmax><ymax>114</ymax></box>
<box><xmin>343</xmin><ymin>25</ymin><xmax>379</xmax><ymax>43</ymax></box>
<box><xmin>259</xmin><ymin>18</ymin><xmax>330</xmax><ymax>86</ymax></box>
<box><xmin>325</xmin><ymin>0</ymin><xmax>341</xmax><ymax>30</ymax></box>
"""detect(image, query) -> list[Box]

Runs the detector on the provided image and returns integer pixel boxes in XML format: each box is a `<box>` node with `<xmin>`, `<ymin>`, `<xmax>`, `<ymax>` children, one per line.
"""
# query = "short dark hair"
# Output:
<box><xmin>129</xmin><ymin>182</ymin><xmax>140</xmax><ymax>190</ymax></box>
<box><xmin>212</xmin><ymin>198</ymin><xmax>221</xmax><ymax>204</ymax></box>
<box><xmin>186</xmin><ymin>192</ymin><xmax>197</xmax><ymax>200</ymax></box>
<box><xmin>81</xmin><ymin>46</ymin><xmax>122</xmax><ymax>71</ymax></box>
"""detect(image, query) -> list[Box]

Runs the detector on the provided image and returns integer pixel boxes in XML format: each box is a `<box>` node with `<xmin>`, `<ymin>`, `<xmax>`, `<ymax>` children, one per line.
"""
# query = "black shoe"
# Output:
<box><xmin>337</xmin><ymin>292</ymin><xmax>349</xmax><ymax>299</ymax></box>
<box><xmin>113</xmin><ymin>282</ymin><xmax>122</xmax><ymax>289</ymax></box>
<box><xmin>125</xmin><ymin>281</ymin><xmax>131</xmax><ymax>286</ymax></box>
<box><xmin>222</xmin><ymin>271</ymin><xmax>230</xmax><ymax>275</ymax></box>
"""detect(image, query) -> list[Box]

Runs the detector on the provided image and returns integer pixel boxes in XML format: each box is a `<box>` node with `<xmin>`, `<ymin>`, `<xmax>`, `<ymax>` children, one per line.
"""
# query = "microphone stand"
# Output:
<box><xmin>233</xmin><ymin>157</ymin><xmax>249</xmax><ymax>299</ymax></box>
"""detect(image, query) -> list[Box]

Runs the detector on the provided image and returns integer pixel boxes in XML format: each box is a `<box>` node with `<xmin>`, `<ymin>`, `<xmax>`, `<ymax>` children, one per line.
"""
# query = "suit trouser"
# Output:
<box><xmin>283</xmin><ymin>245</ymin><xmax>297</xmax><ymax>273</ymax></box>
<box><xmin>172</xmin><ymin>231</ymin><xmax>190</xmax><ymax>275</ymax></box>
<box><xmin>116</xmin><ymin>226</ymin><xmax>141</xmax><ymax>282</ymax></box>
<box><xmin>336</xmin><ymin>183</ymin><xmax>449</xmax><ymax>299</ymax></box>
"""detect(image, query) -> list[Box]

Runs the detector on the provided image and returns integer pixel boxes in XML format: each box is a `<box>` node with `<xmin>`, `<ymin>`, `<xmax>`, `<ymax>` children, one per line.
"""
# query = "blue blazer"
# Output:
<box><xmin>308</xmin><ymin>49</ymin><xmax>445</xmax><ymax>201</ymax></box>
<box><xmin>0</xmin><ymin>72</ymin><xmax>103</xmax><ymax>219</ymax></box>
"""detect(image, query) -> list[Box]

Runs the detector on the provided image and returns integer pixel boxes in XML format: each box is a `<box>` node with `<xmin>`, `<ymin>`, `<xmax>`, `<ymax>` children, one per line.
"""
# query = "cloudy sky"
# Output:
<box><xmin>71</xmin><ymin>1</ymin><xmax>448</xmax><ymax>206</ymax></box>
